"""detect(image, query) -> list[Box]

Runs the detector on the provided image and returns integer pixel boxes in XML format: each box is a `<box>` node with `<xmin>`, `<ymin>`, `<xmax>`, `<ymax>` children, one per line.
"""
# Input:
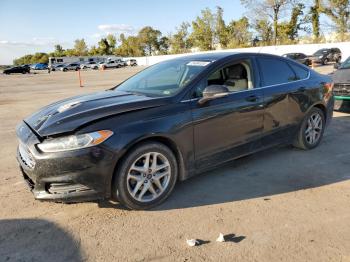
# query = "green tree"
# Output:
<box><xmin>53</xmin><ymin>44</ymin><xmax>65</xmax><ymax>57</ymax></box>
<box><xmin>138</xmin><ymin>26</ymin><xmax>162</xmax><ymax>55</ymax></box>
<box><xmin>278</xmin><ymin>3</ymin><xmax>307</xmax><ymax>43</ymax></box>
<box><xmin>215</xmin><ymin>6</ymin><xmax>229</xmax><ymax>48</ymax></box>
<box><xmin>254</xmin><ymin>19</ymin><xmax>273</xmax><ymax>45</ymax></box>
<box><xmin>63</xmin><ymin>49</ymin><xmax>76</xmax><ymax>57</ymax></box>
<box><xmin>309</xmin><ymin>0</ymin><xmax>321</xmax><ymax>42</ymax></box>
<box><xmin>74</xmin><ymin>39</ymin><xmax>88</xmax><ymax>56</ymax></box>
<box><xmin>106</xmin><ymin>34</ymin><xmax>117</xmax><ymax>51</ymax></box>
<box><xmin>190</xmin><ymin>8</ymin><xmax>216</xmax><ymax>50</ymax></box>
<box><xmin>322</xmin><ymin>0</ymin><xmax>350</xmax><ymax>41</ymax></box>
<box><xmin>170</xmin><ymin>22</ymin><xmax>192</xmax><ymax>54</ymax></box>
<box><xmin>158</xmin><ymin>36</ymin><xmax>170</xmax><ymax>55</ymax></box>
<box><xmin>227</xmin><ymin>16</ymin><xmax>252</xmax><ymax>47</ymax></box>
<box><xmin>98</xmin><ymin>38</ymin><xmax>111</xmax><ymax>55</ymax></box>
<box><xmin>241</xmin><ymin>0</ymin><xmax>292</xmax><ymax>44</ymax></box>
<box><xmin>88</xmin><ymin>45</ymin><xmax>99</xmax><ymax>56</ymax></box>
<box><xmin>114</xmin><ymin>33</ymin><xmax>144</xmax><ymax>57</ymax></box>
<box><xmin>14</xmin><ymin>54</ymin><xmax>33</xmax><ymax>65</ymax></box>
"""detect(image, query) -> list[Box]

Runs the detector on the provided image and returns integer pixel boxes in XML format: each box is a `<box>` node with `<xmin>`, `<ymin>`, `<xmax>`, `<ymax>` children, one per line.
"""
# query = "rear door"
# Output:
<box><xmin>256</xmin><ymin>56</ymin><xmax>310</xmax><ymax>146</ymax></box>
<box><xmin>191</xmin><ymin>58</ymin><xmax>265</xmax><ymax>170</ymax></box>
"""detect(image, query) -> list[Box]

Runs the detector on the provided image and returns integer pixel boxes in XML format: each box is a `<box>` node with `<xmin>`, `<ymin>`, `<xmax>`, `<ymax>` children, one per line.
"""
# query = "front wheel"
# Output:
<box><xmin>113</xmin><ymin>142</ymin><xmax>178</xmax><ymax>210</ymax></box>
<box><xmin>293</xmin><ymin>107</ymin><xmax>325</xmax><ymax>150</ymax></box>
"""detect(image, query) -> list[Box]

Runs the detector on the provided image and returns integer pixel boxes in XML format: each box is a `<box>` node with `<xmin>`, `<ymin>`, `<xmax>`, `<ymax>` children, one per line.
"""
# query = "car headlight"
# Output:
<box><xmin>319</xmin><ymin>55</ymin><xmax>323</xmax><ymax>58</ymax></box>
<box><xmin>37</xmin><ymin>130</ymin><xmax>113</xmax><ymax>153</ymax></box>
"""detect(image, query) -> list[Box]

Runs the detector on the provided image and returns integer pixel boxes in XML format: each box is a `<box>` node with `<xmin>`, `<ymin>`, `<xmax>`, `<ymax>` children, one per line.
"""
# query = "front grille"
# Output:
<box><xmin>18</xmin><ymin>143</ymin><xmax>36</xmax><ymax>169</ymax></box>
<box><xmin>47</xmin><ymin>183</ymin><xmax>91</xmax><ymax>195</ymax></box>
<box><xmin>333</xmin><ymin>84</ymin><xmax>350</xmax><ymax>97</ymax></box>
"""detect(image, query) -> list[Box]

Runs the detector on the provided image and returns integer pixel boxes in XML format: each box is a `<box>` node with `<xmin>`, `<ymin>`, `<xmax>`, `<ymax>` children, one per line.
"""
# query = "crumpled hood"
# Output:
<box><xmin>332</xmin><ymin>68</ymin><xmax>350</xmax><ymax>84</ymax></box>
<box><xmin>24</xmin><ymin>90</ymin><xmax>166</xmax><ymax>137</ymax></box>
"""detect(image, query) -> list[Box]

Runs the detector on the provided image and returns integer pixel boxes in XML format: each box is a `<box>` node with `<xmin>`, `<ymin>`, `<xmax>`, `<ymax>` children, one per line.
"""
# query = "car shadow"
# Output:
<box><xmin>153</xmin><ymin>115</ymin><xmax>350</xmax><ymax>211</ymax></box>
<box><xmin>0</xmin><ymin>219</ymin><xmax>83</xmax><ymax>261</ymax></box>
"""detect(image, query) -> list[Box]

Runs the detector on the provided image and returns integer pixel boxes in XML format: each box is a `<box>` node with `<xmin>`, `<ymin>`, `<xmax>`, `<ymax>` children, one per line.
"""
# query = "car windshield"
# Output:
<box><xmin>314</xmin><ymin>49</ymin><xmax>328</xmax><ymax>55</ymax></box>
<box><xmin>340</xmin><ymin>57</ymin><xmax>350</xmax><ymax>69</ymax></box>
<box><xmin>116</xmin><ymin>59</ymin><xmax>211</xmax><ymax>97</ymax></box>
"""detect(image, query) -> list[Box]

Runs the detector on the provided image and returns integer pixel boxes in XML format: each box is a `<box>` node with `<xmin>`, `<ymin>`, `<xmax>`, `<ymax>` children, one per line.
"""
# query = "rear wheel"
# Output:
<box><xmin>293</xmin><ymin>107</ymin><xmax>325</xmax><ymax>150</ymax></box>
<box><xmin>113</xmin><ymin>142</ymin><xmax>178</xmax><ymax>210</ymax></box>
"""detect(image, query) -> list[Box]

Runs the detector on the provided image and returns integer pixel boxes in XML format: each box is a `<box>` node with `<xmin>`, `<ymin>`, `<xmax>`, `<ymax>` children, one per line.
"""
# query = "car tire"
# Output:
<box><xmin>293</xmin><ymin>107</ymin><xmax>325</xmax><ymax>150</ymax></box>
<box><xmin>113</xmin><ymin>142</ymin><xmax>178</xmax><ymax>210</ymax></box>
<box><xmin>322</xmin><ymin>58</ymin><xmax>328</xmax><ymax>65</ymax></box>
<box><xmin>63</xmin><ymin>68</ymin><xmax>67</xmax><ymax>72</ymax></box>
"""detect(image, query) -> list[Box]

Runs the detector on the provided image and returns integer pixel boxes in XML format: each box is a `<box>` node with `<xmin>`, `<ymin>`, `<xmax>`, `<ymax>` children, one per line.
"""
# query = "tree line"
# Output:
<box><xmin>14</xmin><ymin>0</ymin><xmax>350</xmax><ymax>65</ymax></box>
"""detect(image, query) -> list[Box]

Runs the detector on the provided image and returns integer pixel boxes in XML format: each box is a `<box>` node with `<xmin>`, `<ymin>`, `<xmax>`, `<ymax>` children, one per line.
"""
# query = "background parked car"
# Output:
<box><xmin>90</xmin><ymin>62</ymin><xmax>103</xmax><ymax>70</ymax></box>
<box><xmin>3</xmin><ymin>65</ymin><xmax>30</xmax><ymax>74</ymax></box>
<box><xmin>50</xmin><ymin>64</ymin><xmax>65</xmax><ymax>71</ymax></box>
<box><xmin>80</xmin><ymin>61</ymin><xmax>97</xmax><ymax>69</ymax></box>
<box><xmin>126</xmin><ymin>59</ymin><xmax>137</xmax><ymax>66</ymax></box>
<box><xmin>60</xmin><ymin>63</ymin><xmax>80</xmax><ymax>72</ymax></box>
<box><xmin>31</xmin><ymin>63</ymin><xmax>48</xmax><ymax>70</ymax></box>
<box><xmin>99</xmin><ymin>60</ymin><xmax>125</xmax><ymax>69</ymax></box>
<box><xmin>282</xmin><ymin>53</ymin><xmax>311</xmax><ymax>66</ymax></box>
<box><xmin>310</xmin><ymin>48</ymin><xmax>342</xmax><ymax>65</ymax></box>
<box><xmin>332</xmin><ymin>56</ymin><xmax>350</xmax><ymax>111</ymax></box>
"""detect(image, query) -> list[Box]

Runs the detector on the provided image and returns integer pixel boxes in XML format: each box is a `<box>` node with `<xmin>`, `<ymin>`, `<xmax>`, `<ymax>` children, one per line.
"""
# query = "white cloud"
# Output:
<box><xmin>0</xmin><ymin>37</ymin><xmax>63</xmax><ymax>47</ymax></box>
<box><xmin>0</xmin><ymin>37</ymin><xmax>71</xmax><ymax>65</ymax></box>
<box><xmin>97</xmin><ymin>24</ymin><xmax>136</xmax><ymax>36</ymax></box>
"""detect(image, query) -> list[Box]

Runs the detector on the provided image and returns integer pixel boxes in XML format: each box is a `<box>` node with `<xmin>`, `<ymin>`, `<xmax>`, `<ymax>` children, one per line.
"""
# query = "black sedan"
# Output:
<box><xmin>3</xmin><ymin>65</ymin><xmax>30</xmax><ymax>74</ymax></box>
<box><xmin>282</xmin><ymin>53</ymin><xmax>311</xmax><ymax>66</ymax></box>
<box><xmin>16</xmin><ymin>53</ymin><xmax>334</xmax><ymax>209</ymax></box>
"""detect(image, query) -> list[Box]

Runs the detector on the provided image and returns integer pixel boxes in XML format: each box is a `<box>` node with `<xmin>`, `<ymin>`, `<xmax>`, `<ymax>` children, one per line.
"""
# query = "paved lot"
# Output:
<box><xmin>0</xmin><ymin>66</ymin><xmax>349</xmax><ymax>262</ymax></box>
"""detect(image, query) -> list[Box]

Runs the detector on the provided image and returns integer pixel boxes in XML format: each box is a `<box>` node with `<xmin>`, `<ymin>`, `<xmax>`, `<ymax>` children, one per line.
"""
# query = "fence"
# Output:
<box><xmin>130</xmin><ymin>41</ymin><xmax>350</xmax><ymax>66</ymax></box>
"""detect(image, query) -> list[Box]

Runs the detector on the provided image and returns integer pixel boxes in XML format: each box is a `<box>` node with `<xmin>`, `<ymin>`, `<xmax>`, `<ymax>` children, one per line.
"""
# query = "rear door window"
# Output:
<box><xmin>289</xmin><ymin>63</ymin><xmax>309</xmax><ymax>80</ymax></box>
<box><xmin>257</xmin><ymin>57</ymin><xmax>296</xmax><ymax>86</ymax></box>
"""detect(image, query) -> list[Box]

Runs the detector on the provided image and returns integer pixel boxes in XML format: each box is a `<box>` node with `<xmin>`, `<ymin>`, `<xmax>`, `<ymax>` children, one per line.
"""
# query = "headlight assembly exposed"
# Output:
<box><xmin>37</xmin><ymin>130</ymin><xmax>113</xmax><ymax>153</ymax></box>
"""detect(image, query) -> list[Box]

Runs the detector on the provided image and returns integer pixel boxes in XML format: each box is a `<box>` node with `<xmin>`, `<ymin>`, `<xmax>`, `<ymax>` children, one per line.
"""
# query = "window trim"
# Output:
<box><xmin>257</xmin><ymin>57</ymin><xmax>311</xmax><ymax>88</ymax></box>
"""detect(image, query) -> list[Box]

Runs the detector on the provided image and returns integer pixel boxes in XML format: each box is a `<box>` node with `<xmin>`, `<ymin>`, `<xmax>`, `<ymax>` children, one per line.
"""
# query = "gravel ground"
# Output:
<box><xmin>0</xmin><ymin>65</ymin><xmax>349</xmax><ymax>262</ymax></box>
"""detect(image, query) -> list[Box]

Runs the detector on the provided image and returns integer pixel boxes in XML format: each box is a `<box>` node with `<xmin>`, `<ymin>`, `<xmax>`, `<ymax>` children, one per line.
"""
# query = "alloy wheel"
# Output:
<box><xmin>126</xmin><ymin>152</ymin><xmax>171</xmax><ymax>202</ymax></box>
<box><xmin>305</xmin><ymin>112</ymin><xmax>323</xmax><ymax>145</ymax></box>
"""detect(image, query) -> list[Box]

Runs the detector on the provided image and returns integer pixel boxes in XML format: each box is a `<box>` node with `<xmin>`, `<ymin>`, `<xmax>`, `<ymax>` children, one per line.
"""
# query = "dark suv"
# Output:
<box><xmin>310</xmin><ymin>48</ymin><xmax>342</xmax><ymax>65</ymax></box>
<box><xmin>16</xmin><ymin>53</ymin><xmax>334</xmax><ymax>209</ymax></box>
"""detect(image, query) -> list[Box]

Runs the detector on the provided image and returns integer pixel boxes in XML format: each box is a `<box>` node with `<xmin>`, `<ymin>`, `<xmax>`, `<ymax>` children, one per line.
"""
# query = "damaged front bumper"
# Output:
<box><xmin>16</xmin><ymin>122</ymin><xmax>116</xmax><ymax>203</ymax></box>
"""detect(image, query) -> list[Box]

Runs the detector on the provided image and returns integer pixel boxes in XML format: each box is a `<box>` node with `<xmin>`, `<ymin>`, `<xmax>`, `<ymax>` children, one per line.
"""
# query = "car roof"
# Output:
<box><xmin>170</xmin><ymin>52</ymin><xmax>290</xmax><ymax>63</ymax></box>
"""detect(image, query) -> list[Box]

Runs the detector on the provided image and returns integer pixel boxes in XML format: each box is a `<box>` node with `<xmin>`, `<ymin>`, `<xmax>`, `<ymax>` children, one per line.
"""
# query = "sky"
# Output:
<box><xmin>0</xmin><ymin>0</ymin><xmax>246</xmax><ymax>64</ymax></box>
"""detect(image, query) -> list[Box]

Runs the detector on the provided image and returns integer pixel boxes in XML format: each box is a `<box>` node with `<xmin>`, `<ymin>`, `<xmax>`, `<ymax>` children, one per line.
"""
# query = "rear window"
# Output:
<box><xmin>257</xmin><ymin>57</ymin><xmax>296</xmax><ymax>86</ymax></box>
<box><xmin>289</xmin><ymin>63</ymin><xmax>309</xmax><ymax>80</ymax></box>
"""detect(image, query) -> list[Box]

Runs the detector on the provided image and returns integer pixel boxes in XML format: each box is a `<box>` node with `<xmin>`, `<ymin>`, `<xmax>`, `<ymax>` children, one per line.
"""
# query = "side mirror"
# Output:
<box><xmin>198</xmin><ymin>85</ymin><xmax>229</xmax><ymax>105</ymax></box>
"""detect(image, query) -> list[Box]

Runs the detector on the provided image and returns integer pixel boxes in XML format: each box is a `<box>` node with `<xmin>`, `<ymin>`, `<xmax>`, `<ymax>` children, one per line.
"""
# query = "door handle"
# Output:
<box><xmin>246</xmin><ymin>95</ymin><xmax>258</xmax><ymax>102</ymax></box>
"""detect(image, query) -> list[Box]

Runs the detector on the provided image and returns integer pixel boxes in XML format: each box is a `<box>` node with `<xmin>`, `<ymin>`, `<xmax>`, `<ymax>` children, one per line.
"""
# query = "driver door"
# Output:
<box><xmin>191</xmin><ymin>58</ymin><xmax>264</xmax><ymax>171</ymax></box>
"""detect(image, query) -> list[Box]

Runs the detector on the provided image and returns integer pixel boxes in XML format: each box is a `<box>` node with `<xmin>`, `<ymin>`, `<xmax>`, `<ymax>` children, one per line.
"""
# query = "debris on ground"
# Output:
<box><xmin>186</xmin><ymin>239</ymin><xmax>199</xmax><ymax>247</ymax></box>
<box><xmin>216</xmin><ymin>233</ymin><xmax>225</xmax><ymax>242</ymax></box>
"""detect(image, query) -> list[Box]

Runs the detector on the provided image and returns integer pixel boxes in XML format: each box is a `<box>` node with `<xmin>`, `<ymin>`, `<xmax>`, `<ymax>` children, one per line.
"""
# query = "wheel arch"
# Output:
<box><xmin>111</xmin><ymin>135</ymin><xmax>187</xmax><ymax>193</ymax></box>
<box><xmin>312</xmin><ymin>103</ymin><xmax>327</xmax><ymax>123</ymax></box>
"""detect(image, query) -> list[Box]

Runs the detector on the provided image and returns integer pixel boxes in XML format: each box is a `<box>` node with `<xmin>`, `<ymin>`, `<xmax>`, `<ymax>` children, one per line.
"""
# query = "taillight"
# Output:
<box><xmin>324</xmin><ymin>82</ymin><xmax>334</xmax><ymax>93</ymax></box>
<box><xmin>324</xmin><ymin>82</ymin><xmax>333</xmax><ymax>99</ymax></box>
